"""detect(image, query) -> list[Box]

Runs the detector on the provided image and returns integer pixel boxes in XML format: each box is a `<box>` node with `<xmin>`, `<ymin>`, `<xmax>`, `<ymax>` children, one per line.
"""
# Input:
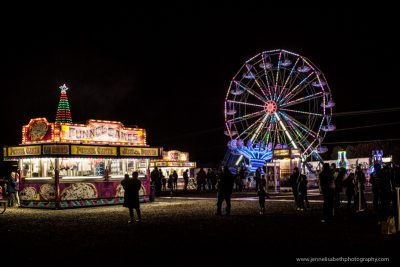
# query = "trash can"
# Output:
<box><xmin>150</xmin><ymin>185</ymin><xmax>155</xmax><ymax>202</ymax></box>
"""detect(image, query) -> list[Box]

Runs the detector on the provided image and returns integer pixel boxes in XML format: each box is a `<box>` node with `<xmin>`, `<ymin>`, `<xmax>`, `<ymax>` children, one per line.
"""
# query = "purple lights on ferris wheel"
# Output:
<box><xmin>280</xmin><ymin>59</ymin><xmax>292</xmax><ymax>67</ymax></box>
<box><xmin>297</xmin><ymin>65</ymin><xmax>311</xmax><ymax>73</ymax></box>
<box><xmin>312</xmin><ymin>80</ymin><xmax>326</xmax><ymax>87</ymax></box>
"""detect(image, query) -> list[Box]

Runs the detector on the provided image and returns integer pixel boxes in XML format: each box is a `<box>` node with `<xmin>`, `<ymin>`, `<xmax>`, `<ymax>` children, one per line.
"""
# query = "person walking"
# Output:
<box><xmin>319</xmin><ymin>163</ymin><xmax>335</xmax><ymax>222</ymax></box>
<box><xmin>216</xmin><ymin>166</ymin><xmax>235</xmax><ymax>216</ymax></box>
<box><xmin>257</xmin><ymin>178</ymin><xmax>267</xmax><ymax>214</ymax></box>
<box><xmin>297</xmin><ymin>172</ymin><xmax>309</xmax><ymax>211</ymax></box>
<box><xmin>121</xmin><ymin>172</ymin><xmax>142</xmax><ymax>224</ymax></box>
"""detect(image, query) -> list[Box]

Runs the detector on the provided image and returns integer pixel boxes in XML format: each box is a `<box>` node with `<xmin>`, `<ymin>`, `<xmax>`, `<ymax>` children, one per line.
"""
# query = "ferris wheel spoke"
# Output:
<box><xmin>254</xmin><ymin>75</ymin><xmax>271</xmax><ymax>100</ymax></box>
<box><xmin>277</xmin><ymin>57</ymin><xmax>301</xmax><ymax>102</ymax></box>
<box><xmin>240</xmin><ymin>114</ymin><xmax>269</xmax><ymax>141</ymax></box>
<box><xmin>236</xmin><ymin>81</ymin><xmax>267</xmax><ymax>103</ymax></box>
<box><xmin>280</xmin><ymin>108</ymin><xmax>324</xmax><ymax>118</ymax></box>
<box><xmin>273</xmin><ymin>51</ymin><xmax>283</xmax><ymax>100</ymax></box>
<box><xmin>274</xmin><ymin>113</ymin><xmax>299</xmax><ymax>149</ymax></box>
<box><xmin>227</xmin><ymin>110</ymin><xmax>265</xmax><ymax>124</ymax></box>
<box><xmin>279</xmin><ymin>111</ymin><xmax>319</xmax><ymax>139</ymax></box>
<box><xmin>279</xmin><ymin>117</ymin><xmax>309</xmax><ymax>152</ymax></box>
<box><xmin>261</xmin><ymin>123</ymin><xmax>272</xmax><ymax>144</ymax></box>
<box><xmin>280</xmin><ymin>92</ymin><xmax>324</xmax><ymax>108</ymax></box>
<box><xmin>282</xmin><ymin>72</ymin><xmax>316</xmax><ymax>103</ymax></box>
<box><xmin>261</xmin><ymin>52</ymin><xmax>274</xmax><ymax>99</ymax></box>
<box><xmin>250</xmin><ymin>114</ymin><xmax>270</xmax><ymax>142</ymax></box>
<box><xmin>226</xmin><ymin>100</ymin><xmax>265</xmax><ymax>109</ymax></box>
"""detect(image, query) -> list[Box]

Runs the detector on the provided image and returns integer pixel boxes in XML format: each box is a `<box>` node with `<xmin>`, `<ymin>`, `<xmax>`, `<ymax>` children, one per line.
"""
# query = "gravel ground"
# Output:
<box><xmin>1</xmin><ymin>197</ymin><xmax>399</xmax><ymax>266</ymax></box>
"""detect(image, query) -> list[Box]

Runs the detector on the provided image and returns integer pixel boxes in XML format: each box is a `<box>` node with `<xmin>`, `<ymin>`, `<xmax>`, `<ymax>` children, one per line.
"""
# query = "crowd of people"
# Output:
<box><xmin>2</xmin><ymin>162</ymin><xmax>400</xmax><ymax>229</ymax></box>
<box><xmin>318</xmin><ymin>162</ymin><xmax>399</xmax><ymax>224</ymax></box>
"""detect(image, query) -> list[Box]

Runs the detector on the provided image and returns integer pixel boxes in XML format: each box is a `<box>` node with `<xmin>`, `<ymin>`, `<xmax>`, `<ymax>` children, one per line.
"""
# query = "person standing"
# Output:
<box><xmin>297</xmin><ymin>172</ymin><xmax>309</xmax><ymax>211</ymax></box>
<box><xmin>319</xmin><ymin>163</ymin><xmax>335</xmax><ymax>222</ymax></box>
<box><xmin>121</xmin><ymin>172</ymin><xmax>142</xmax><ymax>224</ymax></box>
<box><xmin>183</xmin><ymin>169</ymin><xmax>189</xmax><ymax>192</ymax></box>
<box><xmin>150</xmin><ymin>167</ymin><xmax>160</xmax><ymax>197</ymax></box>
<box><xmin>172</xmin><ymin>170</ymin><xmax>178</xmax><ymax>190</ymax></box>
<box><xmin>254</xmin><ymin>168</ymin><xmax>261</xmax><ymax>192</ymax></box>
<box><xmin>15</xmin><ymin>172</ymin><xmax>20</xmax><ymax>207</ymax></box>
<box><xmin>216</xmin><ymin>166</ymin><xmax>235</xmax><ymax>216</ymax></box>
<box><xmin>344</xmin><ymin>172</ymin><xmax>356</xmax><ymax>211</ymax></box>
<box><xmin>355</xmin><ymin>165</ymin><xmax>366</xmax><ymax>211</ymax></box>
<box><xmin>7</xmin><ymin>172</ymin><xmax>17</xmax><ymax>207</ymax></box>
<box><xmin>257</xmin><ymin>178</ymin><xmax>267</xmax><ymax>214</ymax></box>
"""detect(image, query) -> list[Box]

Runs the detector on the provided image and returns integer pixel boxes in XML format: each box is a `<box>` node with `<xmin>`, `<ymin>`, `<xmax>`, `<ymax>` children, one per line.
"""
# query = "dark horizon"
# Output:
<box><xmin>1</xmin><ymin>5</ymin><xmax>399</xmax><ymax>165</ymax></box>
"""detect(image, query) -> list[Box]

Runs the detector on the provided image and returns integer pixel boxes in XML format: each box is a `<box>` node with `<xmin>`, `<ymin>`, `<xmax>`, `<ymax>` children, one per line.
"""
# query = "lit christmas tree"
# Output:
<box><xmin>55</xmin><ymin>84</ymin><xmax>72</xmax><ymax>123</ymax></box>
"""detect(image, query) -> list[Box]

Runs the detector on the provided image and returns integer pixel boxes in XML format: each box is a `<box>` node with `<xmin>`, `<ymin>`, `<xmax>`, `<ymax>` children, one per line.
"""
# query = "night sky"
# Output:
<box><xmin>1</xmin><ymin>5</ymin><xmax>399</xmax><ymax>164</ymax></box>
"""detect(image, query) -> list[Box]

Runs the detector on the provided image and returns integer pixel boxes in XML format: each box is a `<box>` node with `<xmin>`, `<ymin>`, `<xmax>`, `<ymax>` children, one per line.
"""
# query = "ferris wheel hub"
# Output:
<box><xmin>264</xmin><ymin>100</ymin><xmax>278</xmax><ymax>114</ymax></box>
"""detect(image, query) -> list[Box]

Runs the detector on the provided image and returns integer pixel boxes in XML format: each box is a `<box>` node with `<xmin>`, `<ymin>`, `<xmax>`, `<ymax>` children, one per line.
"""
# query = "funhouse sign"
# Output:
<box><xmin>60</xmin><ymin>120</ymin><xmax>145</xmax><ymax>145</ymax></box>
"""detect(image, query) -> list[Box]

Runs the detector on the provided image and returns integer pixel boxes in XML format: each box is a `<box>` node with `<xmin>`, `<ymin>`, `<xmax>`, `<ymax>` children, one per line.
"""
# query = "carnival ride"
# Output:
<box><xmin>223</xmin><ymin>49</ymin><xmax>335</xmax><ymax>171</ymax></box>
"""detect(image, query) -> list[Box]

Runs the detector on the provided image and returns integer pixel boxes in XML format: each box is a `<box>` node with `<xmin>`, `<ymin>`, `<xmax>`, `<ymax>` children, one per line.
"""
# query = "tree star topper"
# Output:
<box><xmin>59</xmin><ymin>84</ymin><xmax>69</xmax><ymax>92</ymax></box>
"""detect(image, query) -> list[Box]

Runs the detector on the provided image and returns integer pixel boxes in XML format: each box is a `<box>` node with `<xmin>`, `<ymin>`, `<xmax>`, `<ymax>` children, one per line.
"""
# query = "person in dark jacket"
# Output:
<box><xmin>183</xmin><ymin>169</ymin><xmax>189</xmax><ymax>192</ymax></box>
<box><xmin>344</xmin><ymin>172</ymin><xmax>356</xmax><ymax>211</ymax></box>
<box><xmin>121</xmin><ymin>172</ymin><xmax>142</xmax><ymax>223</ymax></box>
<box><xmin>257</xmin><ymin>178</ymin><xmax>267</xmax><ymax>214</ymax></box>
<box><xmin>7</xmin><ymin>172</ymin><xmax>17</xmax><ymax>207</ymax></box>
<box><xmin>297</xmin><ymin>173</ymin><xmax>309</xmax><ymax>211</ymax></box>
<box><xmin>216</xmin><ymin>166</ymin><xmax>235</xmax><ymax>215</ymax></box>
<box><xmin>319</xmin><ymin>163</ymin><xmax>334</xmax><ymax>222</ymax></box>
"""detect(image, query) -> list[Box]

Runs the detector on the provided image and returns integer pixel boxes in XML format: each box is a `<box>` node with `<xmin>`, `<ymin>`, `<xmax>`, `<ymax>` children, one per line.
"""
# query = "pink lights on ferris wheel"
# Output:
<box><xmin>264</xmin><ymin>100</ymin><xmax>278</xmax><ymax>115</ymax></box>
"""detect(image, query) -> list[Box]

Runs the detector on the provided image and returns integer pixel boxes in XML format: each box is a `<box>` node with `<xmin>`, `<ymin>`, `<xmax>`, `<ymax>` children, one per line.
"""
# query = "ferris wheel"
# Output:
<box><xmin>224</xmin><ymin>49</ymin><xmax>335</xmax><ymax>160</ymax></box>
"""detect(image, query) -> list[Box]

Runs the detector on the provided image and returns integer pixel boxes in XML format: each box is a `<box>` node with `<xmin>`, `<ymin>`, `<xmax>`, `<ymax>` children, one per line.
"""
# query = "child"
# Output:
<box><xmin>246</xmin><ymin>177</ymin><xmax>252</xmax><ymax>191</ymax></box>
<box><xmin>257</xmin><ymin>178</ymin><xmax>267</xmax><ymax>214</ymax></box>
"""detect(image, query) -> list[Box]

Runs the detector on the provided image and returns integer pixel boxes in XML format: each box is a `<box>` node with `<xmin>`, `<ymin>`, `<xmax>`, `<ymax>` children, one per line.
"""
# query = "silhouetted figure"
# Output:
<box><xmin>196</xmin><ymin>168</ymin><xmax>206</xmax><ymax>192</ymax></box>
<box><xmin>297</xmin><ymin>173</ymin><xmax>309</xmax><ymax>211</ymax></box>
<box><xmin>239</xmin><ymin>167</ymin><xmax>246</xmax><ymax>192</ymax></box>
<box><xmin>344</xmin><ymin>172</ymin><xmax>355</xmax><ymax>211</ymax></box>
<box><xmin>156</xmin><ymin>170</ymin><xmax>163</xmax><ymax>197</ymax></box>
<box><xmin>151</xmin><ymin>167</ymin><xmax>160</xmax><ymax>196</ymax></box>
<box><xmin>289</xmin><ymin>167</ymin><xmax>300</xmax><ymax>209</ymax></box>
<box><xmin>168</xmin><ymin>174</ymin><xmax>174</xmax><ymax>196</ymax></box>
<box><xmin>7</xmin><ymin>172</ymin><xmax>17</xmax><ymax>207</ymax></box>
<box><xmin>319</xmin><ymin>163</ymin><xmax>334</xmax><ymax>222</ymax></box>
<box><xmin>254</xmin><ymin>168</ymin><xmax>261</xmax><ymax>192</ymax></box>
<box><xmin>355</xmin><ymin>166</ymin><xmax>366</xmax><ymax>211</ymax></box>
<box><xmin>257</xmin><ymin>178</ymin><xmax>267</xmax><ymax>214</ymax></box>
<box><xmin>183</xmin><ymin>169</ymin><xmax>189</xmax><ymax>192</ymax></box>
<box><xmin>334</xmin><ymin>167</ymin><xmax>346</xmax><ymax>210</ymax></box>
<box><xmin>210</xmin><ymin>169</ymin><xmax>218</xmax><ymax>191</ymax></box>
<box><xmin>121</xmin><ymin>172</ymin><xmax>142</xmax><ymax>223</ymax></box>
<box><xmin>379</xmin><ymin>165</ymin><xmax>393</xmax><ymax>222</ymax></box>
<box><xmin>172</xmin><ymin>170</ymin><xmax>178</xmax><ymax>190</ymax></box>
<box><xmin>162</xmin><ymin>175</ymin><xmax>167</xmax><ymax>191</ymax></box>
<box><xmin>216</xmin><ymin>166</ymin><xmax>234</xmax><ymax>215</ymax></box>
